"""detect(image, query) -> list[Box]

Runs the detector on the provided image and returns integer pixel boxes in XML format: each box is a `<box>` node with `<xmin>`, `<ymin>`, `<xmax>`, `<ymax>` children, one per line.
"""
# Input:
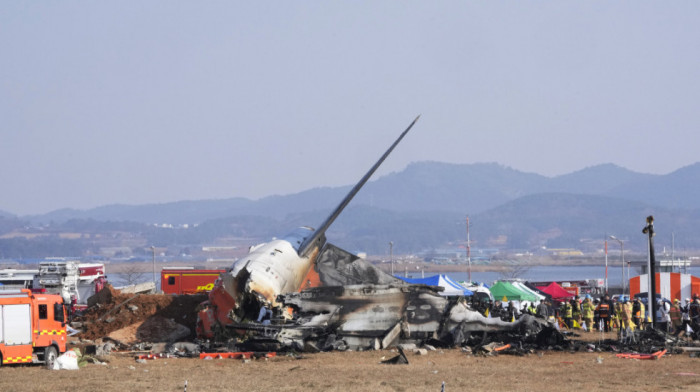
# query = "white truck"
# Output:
<box><xmin>33</xmin><ymin>261</ymin><xmax>107</xmax><ymax>310</ymax></box>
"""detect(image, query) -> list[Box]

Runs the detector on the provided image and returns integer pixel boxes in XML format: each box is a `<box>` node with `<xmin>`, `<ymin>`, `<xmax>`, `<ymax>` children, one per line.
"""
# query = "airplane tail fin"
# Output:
<box><xmin>297</xmin><ymin>116</ymin><xmax>420</xmax><ymax>257</ymax></box>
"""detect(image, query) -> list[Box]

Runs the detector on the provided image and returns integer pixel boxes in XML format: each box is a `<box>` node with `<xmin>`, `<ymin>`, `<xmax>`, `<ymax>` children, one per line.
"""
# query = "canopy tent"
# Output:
<box><xmin>489</xmin><ymin>281</ymin><xmax>539</xmax><ymax>302</ymax></box>
<box><xmin>512</xmin><ymin>281</ymin><xmax>546</xmax><ymax>302</ymax></box>
<box><xmin>522</xmin><ymin>282</ymin><xmax>552</xmax><ymax>301</ymax></box>
<box><xmin>536</xmin><ymin>282</ymin><xmax>574</xmax><ymax>301</ymax></box>
<box><xmin>398</xmin><ymin>274</ymin><xmax>473</xmax><ymax>296</ymax></box>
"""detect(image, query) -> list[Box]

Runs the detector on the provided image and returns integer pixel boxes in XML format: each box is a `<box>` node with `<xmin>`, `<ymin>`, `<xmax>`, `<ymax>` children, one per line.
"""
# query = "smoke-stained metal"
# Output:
<box><xmin>251</xmin><ymin>283</ymin><xmax>546</xmax><ymax>351</ymax></box>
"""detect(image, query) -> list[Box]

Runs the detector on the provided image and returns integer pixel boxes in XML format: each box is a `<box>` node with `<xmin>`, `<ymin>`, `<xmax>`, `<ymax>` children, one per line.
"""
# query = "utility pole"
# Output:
<box><xmin>466</xmin><ymin>216</ymin><xmax>472</xmax><ymax>283</ymax></box>
<box><xmin>643</xmin><ymin>216</ymin><xmax>658</xmax><ymax>329</ymax></box>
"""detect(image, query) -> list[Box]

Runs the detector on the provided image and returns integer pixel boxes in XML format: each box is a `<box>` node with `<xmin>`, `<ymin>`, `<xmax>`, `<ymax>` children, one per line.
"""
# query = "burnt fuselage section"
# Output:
<box><xmin>260</xmin><ymin>282</ymin><xmax>545</xmax><ymax>351</ymax></box>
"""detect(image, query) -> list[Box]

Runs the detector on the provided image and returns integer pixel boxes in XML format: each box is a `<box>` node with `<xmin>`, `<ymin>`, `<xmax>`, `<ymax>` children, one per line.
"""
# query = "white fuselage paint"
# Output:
<box><xmin>227</xmin><ymin>228</ymin><xmax>316</xmax><ymax>305</ymax></box>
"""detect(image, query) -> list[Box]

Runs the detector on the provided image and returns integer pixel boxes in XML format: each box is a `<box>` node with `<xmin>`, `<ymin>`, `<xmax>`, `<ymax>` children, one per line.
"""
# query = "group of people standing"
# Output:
<box><xmin>475</xmin><ymin>293</ymin><xmax>700</xmax><ymax>339</ymax></box>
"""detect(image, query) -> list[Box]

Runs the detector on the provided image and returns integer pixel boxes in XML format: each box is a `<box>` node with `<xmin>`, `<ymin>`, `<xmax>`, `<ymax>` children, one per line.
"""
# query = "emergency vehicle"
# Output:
<box><xmin>161</xmin><ymin>267</ymin><xmax>226</xmax><ymax>295</ymax></box>
<box><xmin>33</xmin><ymin>261</ymin><xmax>107</xmax><ymax>310</ymax></box>
<box><xmin>0</xmin><ymin>289</ymin><xmax>67</xmax><ymax>368</ymax></box>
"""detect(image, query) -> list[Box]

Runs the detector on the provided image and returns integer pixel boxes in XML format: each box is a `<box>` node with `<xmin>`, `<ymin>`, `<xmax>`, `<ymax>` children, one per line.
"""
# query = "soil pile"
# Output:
<box><xmin>76</xmin><ymin>284</ymin><xmax>207</xmax><ymax>341</ymax></box>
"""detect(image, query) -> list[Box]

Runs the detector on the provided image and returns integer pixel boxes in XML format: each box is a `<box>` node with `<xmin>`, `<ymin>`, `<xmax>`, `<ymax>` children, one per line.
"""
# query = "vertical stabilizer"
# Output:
<box><xmin>298</xmin><ymin>116</ymin><xmax>420</xmax><ymax>257</ymax></box>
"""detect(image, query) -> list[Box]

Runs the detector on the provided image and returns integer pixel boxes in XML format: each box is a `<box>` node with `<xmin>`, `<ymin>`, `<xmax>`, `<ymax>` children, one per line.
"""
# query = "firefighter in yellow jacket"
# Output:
<box><xmin>582</xmin><ymin>296</ymin><xmax>595</xmax><ymax>332</ymax></box>
<box><xmin>571</xmin><ymin>296</ymin><xmax>582</xmax><ymax>329</ymax></box>
<box><xmin>560</xmin><ymin>300</ymin><xmax>573</xmax><ymax>329</ymax></box>
<box><xmin>620</xmin><ymin>300</ymin><xmax>632</xmax><ymax>333</ymax></box>
<box><xmin>670</xmin><ymin>299</ymin><xmax>683</xmax><ymax>336</ymax></box>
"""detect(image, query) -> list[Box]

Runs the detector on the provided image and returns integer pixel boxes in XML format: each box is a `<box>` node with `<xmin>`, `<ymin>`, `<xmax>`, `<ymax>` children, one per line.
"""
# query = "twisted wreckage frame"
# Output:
<box><xmin>195</xmin><ymin>117</ymin><xmax>549</xmax><ymax>352</ymax></box>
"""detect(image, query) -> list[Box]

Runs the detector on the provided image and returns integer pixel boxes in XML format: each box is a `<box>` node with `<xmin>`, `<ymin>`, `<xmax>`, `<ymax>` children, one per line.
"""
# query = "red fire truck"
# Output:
<box><xmin>0</xmin><ymin>289</ymin><xmax>67</xmax><ymax>368</ymax></box>
<box><xmin>161</xmin><ymin>268</ymin><xmax>226</xmax><ymax>295</ymax></box>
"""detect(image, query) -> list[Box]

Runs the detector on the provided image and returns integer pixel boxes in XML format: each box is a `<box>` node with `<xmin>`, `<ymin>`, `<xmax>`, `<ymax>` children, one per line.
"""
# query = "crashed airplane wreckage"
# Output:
<box><xmin>256</xmin><ymin>249</ymin><xmax>547</xmax><ymax>352</ymax></box>
<box><xmin>196</xmin><ymin>116</ymin><xmax>548</xmax><ymax>351</ymax></box>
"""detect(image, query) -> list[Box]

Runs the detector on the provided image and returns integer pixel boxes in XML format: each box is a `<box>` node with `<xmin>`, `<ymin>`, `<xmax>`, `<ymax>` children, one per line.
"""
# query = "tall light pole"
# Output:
<box><xmin>389</xmin><ymin>241</ymin><xmax>394</xmax><ymax>276</ymax></box>
<box><xmin>609</xmin><ymin>236</ymin><xmax>625</xmax><ymax>295</ymax></box>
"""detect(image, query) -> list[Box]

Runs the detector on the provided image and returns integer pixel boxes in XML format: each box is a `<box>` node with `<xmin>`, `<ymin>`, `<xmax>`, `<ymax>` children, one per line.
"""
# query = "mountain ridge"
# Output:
<box><xmin>17</xmin><ymin>161</ymin><xmax>699</xmax><ymax>224</ymax></box>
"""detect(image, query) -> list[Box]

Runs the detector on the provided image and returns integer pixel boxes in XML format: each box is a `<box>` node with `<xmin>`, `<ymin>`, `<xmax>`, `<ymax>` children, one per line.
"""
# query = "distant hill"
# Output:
<box><xmin>606</xmin><ymin>162</ymin><xmax>700</xmax><ymax>209</ymax></box>
<box><xmin>471</xmin><ymin>193</ymin><xmax>674</xmax><ymax>251</ymax></box>
<box><xmin>22</xmin><ymin>161</ymin><xmax>700</xmax><ymax>222</ymax></box>
<box><xmin>546</xmin><ymin>164</ymin><xmax>655</xmax><ymax>195</ymax></box>
<box><xmin>353</xmin><ymin>162</ymin><xmax>548</xmax><ymax>214</ymax></box>
<box><xmin>9</xmin><ymin>161</ymin><xmax>700</xmax><ymax>255</ymax></box>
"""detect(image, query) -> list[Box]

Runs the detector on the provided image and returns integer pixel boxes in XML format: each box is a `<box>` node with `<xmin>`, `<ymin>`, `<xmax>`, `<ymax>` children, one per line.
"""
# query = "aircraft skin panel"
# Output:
<box><xmin>226</xmin><ymin>238</ymin><xmax>312</xmax><ymax>306</ymax></box>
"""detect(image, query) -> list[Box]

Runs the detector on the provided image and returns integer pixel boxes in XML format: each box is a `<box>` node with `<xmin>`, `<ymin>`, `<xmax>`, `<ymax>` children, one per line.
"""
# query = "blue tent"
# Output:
<box><xmin>397</xmin><ymin>274</ymin><xmax>473</xmax><ymax>296</ymax></box>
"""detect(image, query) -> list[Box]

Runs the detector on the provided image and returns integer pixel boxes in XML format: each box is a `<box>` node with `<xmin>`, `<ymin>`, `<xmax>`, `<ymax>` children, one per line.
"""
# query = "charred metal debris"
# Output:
<box><xmin>196</xmin><ymin>243</ymin><xmax>700</xmax><ymax>357</ymax></box>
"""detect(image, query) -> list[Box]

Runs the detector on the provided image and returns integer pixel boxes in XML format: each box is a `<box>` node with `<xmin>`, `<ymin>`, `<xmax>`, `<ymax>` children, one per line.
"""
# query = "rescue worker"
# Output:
<box><xmin>593</xmin><ymin>298</ymin><xmax>600</xmax><ymax>330</ymax></box>
<box><xmin>597</xmin><ymin>295</ymin><xmax>611</xmax><ymax>332</ymax></box>
<box><xmin>620</xmin><ymin>300</ymin><xmax>632</xmax><ymax>336</ymax></box>
<box><xmin>571</xmin><ymin>296</ymin><xmax>582</xmax><ymax>329</ymax></box>
<box><xmin>527</xmin><ymin>302</ymin><xmax>537</xmax><ymax>315</ymax></box>
<box><xmin>581</xmin><ymin>297</ymin><xmax>595</xmax><ymax>332</ymax></box>
<box><xmin>681</xmin><ymin>298</ymin><xmax>691</xmax><ymax>335</ymax></box>
<box><xmin>670</xmin><ymin>299</ymin><xmax>683</xmax><ymax>336</ymax></box>
<box><xmin>69</xmin><ymin>295</ymin><xmax>77</xmax><ymax>320</ymax></box>
<box><xmin>611</xmin><ymin>301</ymin><xmax>622</xmax><ymax>331</ymax></box>
<box><xmin>560</xmin><ymin>300</ymin><xmax>572</xmax><ymax>329</ymax></box>
<box><xmin>507</xmin><ymin>301</ymin><xmax>518</xmax><ymax>321</ymax></box>
<box><xmin>657</xmin><ymin>299</ymin><xmax>671</xmax><ymax>333</ymax></box>
<box><xmin>493</xmin><ymin>301</ymin><xmax>504</xmax><ymax>320</ymax></box>
<box><xmin>257</xmin><ymin>304</ymin><xmax>273</xmax><ymax>325</ymax></box>
<box><xmin>608</xmin><ymin>295</ymin><xmax>619</xmax><ymax>330</ymax></box>
<box><xmin>612</xmin><ymin>301</ymin><xmax>620</xmax><ymax>332</ymax></box>
<box><xmin>632</xmin><ymin>297</ymin><xmax>645</xmax><ymax>331</ymax></box>
<box><xmin>689</xmin><ymin>294</ymin><xmax>700</xmax><ymax>337</ymax></box>
<box><xmin>536</xmin><ymin>300</ymin><xmax>550</xmax><ymax>320</ymax></box>
<box><xmin>485</xmin><ymin>299</ymin><xmax>494</xmax><ymax>318</ymax></box>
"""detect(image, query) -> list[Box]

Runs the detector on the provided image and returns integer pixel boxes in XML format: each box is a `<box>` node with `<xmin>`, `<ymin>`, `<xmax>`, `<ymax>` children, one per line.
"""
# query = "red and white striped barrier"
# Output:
<box><xmin>629</xmin><ymin>272</ymin><xmax>700</xmax><ymax>301</ymax></box>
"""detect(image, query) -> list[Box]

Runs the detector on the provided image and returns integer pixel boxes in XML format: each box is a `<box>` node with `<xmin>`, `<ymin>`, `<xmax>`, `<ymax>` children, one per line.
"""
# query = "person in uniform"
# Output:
<box><xmin>560</xmin><ymin>300</ymin><xmax>572</xmax><ymax>329</ymax></box>
<box><xmin>597</xmin><ymin>295</ymin><xmax>612</xmax><ymax>332</ymax></box>
<box><xmin>632</xmin><ymin>298</ymin><xmax>643</xmax><ymax>330</ymax></box>
<box><xmin>571</xmin><ymin>296</ymin><xmax>582</xmax><ymax>329</ymax></box>
<box><xmin>581</xmin><ymin>296</ymin><xmax>595</xmax><ymax>332</ymax></box>
<box><xmin>670</xmin><ymin>299</ymin><xmax>683</xmax><ymax>336</ymax></box>
<box><xmin>536</xmin><ymin>300</ymin><xmax>550</xmax><ymax>320</ymax></box>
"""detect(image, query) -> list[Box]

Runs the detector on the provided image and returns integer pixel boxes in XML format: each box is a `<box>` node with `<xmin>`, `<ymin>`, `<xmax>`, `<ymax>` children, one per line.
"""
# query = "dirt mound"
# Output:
<box><xmin>76</xmin><ymin>284</ymin><xmax>207</xmax><ymax>341</ymax></box>
<box><xmin>106</xmin><ymin>316</ymin><xmax>192</xmax><ymax>345</ymax></box>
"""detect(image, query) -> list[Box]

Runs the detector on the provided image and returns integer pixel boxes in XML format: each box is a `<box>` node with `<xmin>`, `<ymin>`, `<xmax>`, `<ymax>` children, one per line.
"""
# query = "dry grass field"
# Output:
<box><xmin>1</xmin><ymin>346</ymin><xmax>699</xmax><ymax>392</ymax></box>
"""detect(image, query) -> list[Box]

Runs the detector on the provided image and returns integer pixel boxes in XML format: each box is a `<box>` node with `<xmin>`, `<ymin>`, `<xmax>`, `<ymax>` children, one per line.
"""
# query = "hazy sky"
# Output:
<box><xmin>2</xmin><ymin>2</ymin><xmax>699</xmax><ymax>215</ymax></box>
